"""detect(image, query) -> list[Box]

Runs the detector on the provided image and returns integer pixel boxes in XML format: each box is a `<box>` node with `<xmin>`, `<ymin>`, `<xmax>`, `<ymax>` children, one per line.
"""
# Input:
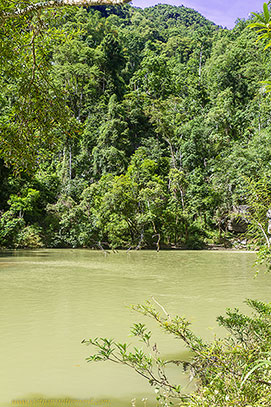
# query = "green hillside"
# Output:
<box><xmin>0</xmin><ymin>3</ymin><xmax>270</xmax><ymax>250</ymax></box>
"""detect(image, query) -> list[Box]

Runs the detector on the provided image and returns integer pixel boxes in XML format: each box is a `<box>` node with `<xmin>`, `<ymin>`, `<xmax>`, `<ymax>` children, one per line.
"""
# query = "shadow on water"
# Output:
<box><xmin>0</xmin><ymin>250</ymin><xmax>51</xmax><ymax>258</ymax></box>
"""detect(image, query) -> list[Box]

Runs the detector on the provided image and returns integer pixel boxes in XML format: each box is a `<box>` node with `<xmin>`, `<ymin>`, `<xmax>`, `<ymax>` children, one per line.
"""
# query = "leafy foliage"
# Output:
<box><xmin>83</xmin><ymin>299</ymin><xmax>271</xmax><ymax>406</ymax></box>
<box><xmin>0</xmin><ymin>3</ymin><xmax>271</xmax><ymax>250</ymax></box>
<box><xmin>248</xmin><ymin>2</ymin><xmax>271</xmax><ymax>50</ymax></box>
<box><xmin>0</xmin><ymin>2</ymin><xmax>76</xmax><ymax>171</ymax></box>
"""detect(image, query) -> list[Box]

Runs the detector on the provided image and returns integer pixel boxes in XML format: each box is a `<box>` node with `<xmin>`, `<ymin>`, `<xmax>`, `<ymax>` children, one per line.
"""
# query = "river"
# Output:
<box><xmin>0</xmin><ymin>249</ymin><xmax>270</xmax><ymax>407</ymax></box>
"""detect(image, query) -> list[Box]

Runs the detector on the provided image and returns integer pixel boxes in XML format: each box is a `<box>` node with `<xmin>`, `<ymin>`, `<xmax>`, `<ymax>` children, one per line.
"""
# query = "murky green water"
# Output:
<box><xmin>0</xmin><ymin>249</ymin><xmax>270</xmax><ymax>407</ymax></box>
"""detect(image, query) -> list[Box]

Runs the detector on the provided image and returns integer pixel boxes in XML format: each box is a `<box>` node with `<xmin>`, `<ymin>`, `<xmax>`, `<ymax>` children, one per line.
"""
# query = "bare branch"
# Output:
<box><xmin>257</xmin><ymin>221</ymin><xmax>270</xmax><ymax>248</ymax></box>
<box><xmin>151</xmin><ymin>296</ymin><xmax>171</xmax><ymax>321</ymax></box>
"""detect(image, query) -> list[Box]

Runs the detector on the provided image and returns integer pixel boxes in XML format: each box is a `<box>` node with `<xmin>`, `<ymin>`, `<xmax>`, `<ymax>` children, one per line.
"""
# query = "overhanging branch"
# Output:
<box><xmin>3</xmin><ymin>0</ymin><xmax>131</xmax><ymax>18</ymax></box>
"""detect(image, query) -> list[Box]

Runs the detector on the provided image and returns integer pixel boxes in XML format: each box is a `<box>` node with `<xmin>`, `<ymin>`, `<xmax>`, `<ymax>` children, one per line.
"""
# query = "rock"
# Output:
<box><xmin>227</xmin><ymin>219</ymin><xmax>247</xmax><ymax>233</ymax></box>
<box><xmin>227</xmin><ymin>205</ymin><xmax>249</xmax><ymax>233</ymax></box>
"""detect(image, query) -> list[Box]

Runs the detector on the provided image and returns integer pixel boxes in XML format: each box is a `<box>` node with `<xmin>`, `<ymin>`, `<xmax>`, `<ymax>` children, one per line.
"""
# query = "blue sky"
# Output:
<box><xmin>130</xmin><ymin>0</ymin><xmax>265</xmax><ymax>28</ymax></box>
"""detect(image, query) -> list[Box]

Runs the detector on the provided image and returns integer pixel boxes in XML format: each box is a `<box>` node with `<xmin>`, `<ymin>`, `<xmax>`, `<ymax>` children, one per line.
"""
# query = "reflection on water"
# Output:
<box><xmin>0</xmin><ymin>249</ymin><xmax>269</xmax><ymax>406</ymax></box>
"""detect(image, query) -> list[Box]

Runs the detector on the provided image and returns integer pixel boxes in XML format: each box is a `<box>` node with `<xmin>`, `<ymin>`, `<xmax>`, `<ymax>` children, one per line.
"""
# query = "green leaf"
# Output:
<box><xmin>241</xmin><ymin>360</ymin><xmax>271</xmax><ymax>388</ymax></box>
<box><xmin>263</xmin><ymin>3</ymin><xmax>270</xmax><ymax>23</ymax></box>
<box><xmin>256</xmin><ymin>33</ymin><xmax>269</xmax><ymax>42</ymax></box>
<box><xmin>256</xmin><ymin>28</ymin><xmax>270</xmax><ymax>33</ymax></box>
<box><xmin>248</xmin><ymin>22</ymin><xmax>269</xmax><ymax>28</ymax></box>
<box><xmin>251</xmin><ymin>11</ymin><xmax>267</xmax><ymax>23</ymax></box>
<box><xmin>264</xmin><ymin>41</ymin><xmax>271</xmax><ymax>49</ymax></box>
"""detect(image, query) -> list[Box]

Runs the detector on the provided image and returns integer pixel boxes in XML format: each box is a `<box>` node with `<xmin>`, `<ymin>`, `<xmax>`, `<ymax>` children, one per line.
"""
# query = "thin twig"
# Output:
<box><xmin>152</xmin><ymin>297</ymin><xmax>171</xmax><ymax>321</ymax></box>
<box><xmin>257</xmin><ymin>222</ymin><xmax>270</xmax><ymax>248</ymax></box>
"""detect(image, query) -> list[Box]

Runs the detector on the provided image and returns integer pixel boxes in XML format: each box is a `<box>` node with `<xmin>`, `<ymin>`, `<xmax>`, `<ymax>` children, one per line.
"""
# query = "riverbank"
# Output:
<box><xmin>0</xmin><ymin>245</ymin><xmax>256</xmax><ymax>253</ymax></box>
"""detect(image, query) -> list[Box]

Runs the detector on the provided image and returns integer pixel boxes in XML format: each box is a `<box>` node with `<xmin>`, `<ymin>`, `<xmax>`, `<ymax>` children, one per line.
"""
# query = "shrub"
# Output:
<box><xmin>83</xmin><ymin>298</ymin><xmax>271</xmax><ymax>406</ymax></box>
<box><xmin>16</xmin><ymin>225</ymin><xmax>44</xmax><ymax>248</ymax></box>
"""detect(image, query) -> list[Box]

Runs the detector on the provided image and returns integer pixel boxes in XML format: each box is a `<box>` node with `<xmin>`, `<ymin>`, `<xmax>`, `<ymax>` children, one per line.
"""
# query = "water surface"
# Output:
<box><xmin>0</xmin><ymin>249</ymin><xmax>269</xmax><ymax>406</ymax></box>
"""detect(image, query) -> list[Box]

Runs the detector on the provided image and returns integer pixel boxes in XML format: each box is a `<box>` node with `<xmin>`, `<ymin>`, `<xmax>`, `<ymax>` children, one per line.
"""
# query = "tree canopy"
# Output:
<box><xmin>0</xmin><ymin>0</ymin><xmax>129</xmax><ymax>171</ymax></box>
<box><xmin>0</xmin><ymin>3</ymin><xmax>271</xmax><ymax>250</ymax></box>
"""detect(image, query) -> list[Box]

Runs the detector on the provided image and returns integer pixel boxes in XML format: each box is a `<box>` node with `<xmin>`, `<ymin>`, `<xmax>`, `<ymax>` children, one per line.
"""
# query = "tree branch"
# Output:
<box><xmin>257</xmin><ymin>221</ymin><xmax>270</xmax><ymax>248</ymax></box>
<box><xmin>3</xmin><ymin>0</ymin><xmax>131</xmax><ymax>18</ymax></box>
<box><xmin>151</xmin><ymin>296</ymin><xmax>171</xmax><ymax>321</ymax></box>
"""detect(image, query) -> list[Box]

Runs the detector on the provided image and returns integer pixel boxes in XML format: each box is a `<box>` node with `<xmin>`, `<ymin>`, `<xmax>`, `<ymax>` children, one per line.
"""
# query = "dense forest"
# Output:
<box><xmin>1</xmin><ymin>3</ymin><xmax>271</xmax><ymax>250</ymax></box>
<box><xmin>3</xmin><ymin>3</ymin><xmax>271</xmax><ymax>406</ymax></box>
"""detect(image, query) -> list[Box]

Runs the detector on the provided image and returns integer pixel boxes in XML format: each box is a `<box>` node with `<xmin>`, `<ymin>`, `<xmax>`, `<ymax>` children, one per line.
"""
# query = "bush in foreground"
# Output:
<box><xmin>83</xmin><ymin>299</ymin><xmax>271</xmax><ymax>406</ymax></box>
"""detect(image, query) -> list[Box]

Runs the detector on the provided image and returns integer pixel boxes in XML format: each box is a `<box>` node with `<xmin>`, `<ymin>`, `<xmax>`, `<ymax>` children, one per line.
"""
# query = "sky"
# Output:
<box><xmin>130</xmin><ymin>0</ymin><xmax>265</xmax><ymax>28</ymax></box>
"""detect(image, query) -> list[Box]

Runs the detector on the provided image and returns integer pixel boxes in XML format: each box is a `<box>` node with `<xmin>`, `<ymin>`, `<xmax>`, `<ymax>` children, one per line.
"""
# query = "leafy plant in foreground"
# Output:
<box><xmin>248</xmin><ymin>2</ymin><xmax>271</xmax><ymax>50</ymax></box>
<box><xmin>83</xmin><ymin>299</ymin><xmax>271</xmax><ymax>406</ymax></box>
